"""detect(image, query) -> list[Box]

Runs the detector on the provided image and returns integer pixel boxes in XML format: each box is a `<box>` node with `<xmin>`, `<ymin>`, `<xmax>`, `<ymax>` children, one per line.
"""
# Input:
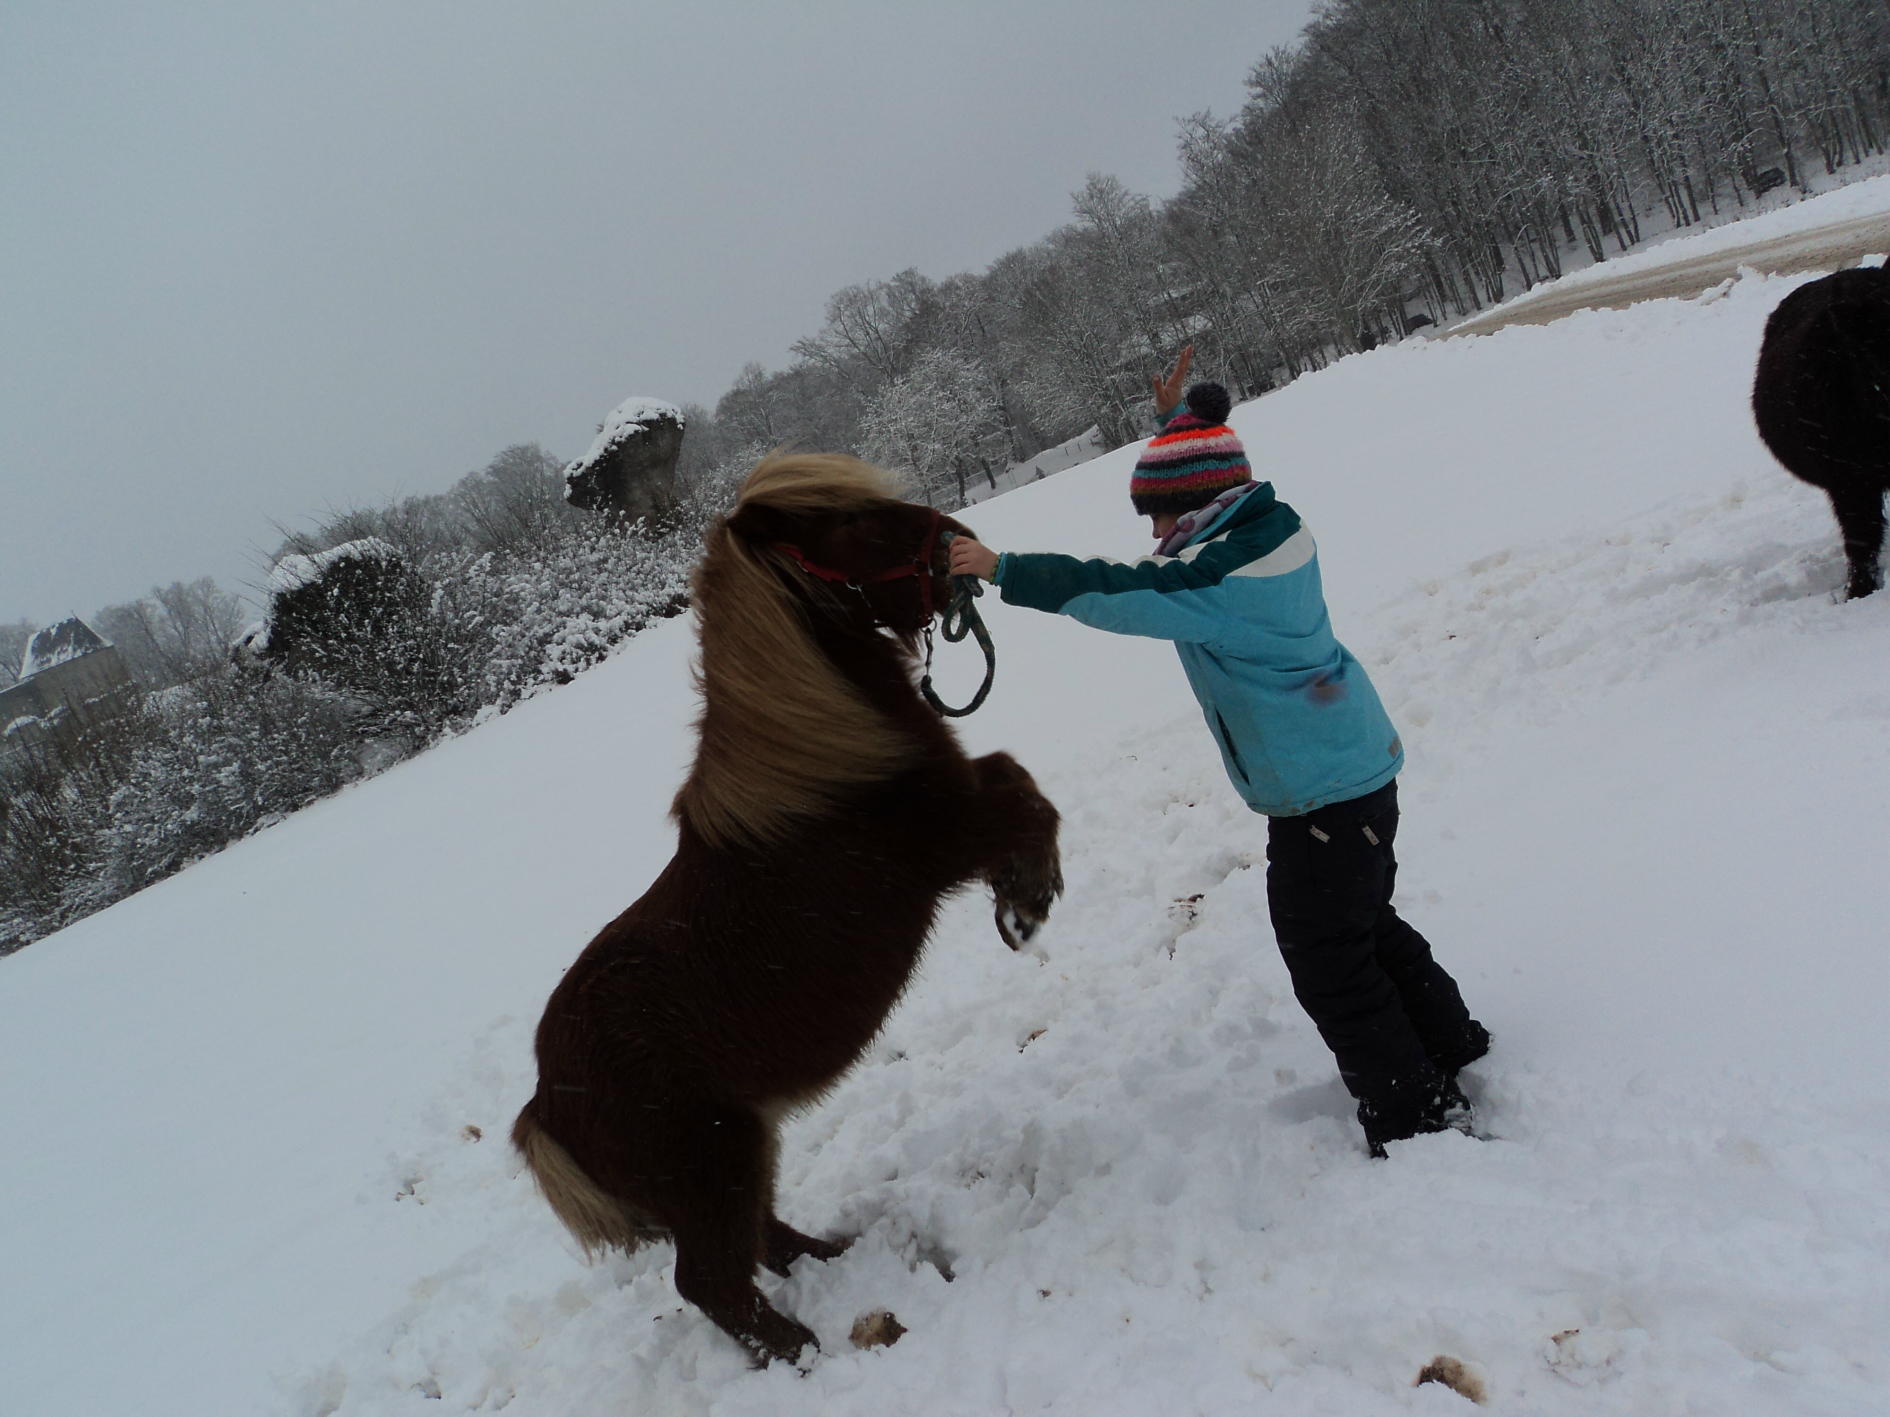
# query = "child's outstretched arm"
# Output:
<box><xmin>943</xmin><ymin>511</ymin><xmax>1309</xmax><ymax>648</ymax></box>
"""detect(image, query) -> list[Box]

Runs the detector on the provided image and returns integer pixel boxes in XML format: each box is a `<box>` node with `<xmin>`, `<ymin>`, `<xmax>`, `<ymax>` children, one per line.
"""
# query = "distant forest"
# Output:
<box><xmin>673</xmin><ymin>0</ymin><xmax>1890</xmax><ymax>507</ymax></box>
<box><xmin>4</xmin><ymin>0</ymin><xmax>1886</xmax><ymax>952</ymax></box>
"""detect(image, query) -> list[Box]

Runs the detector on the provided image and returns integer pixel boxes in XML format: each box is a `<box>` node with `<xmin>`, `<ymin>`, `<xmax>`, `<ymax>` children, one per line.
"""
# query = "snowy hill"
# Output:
<box><xmin>3</xmin><ymin>189</ymin><xmax>1887</xmax><ymax>1417</ymax></box>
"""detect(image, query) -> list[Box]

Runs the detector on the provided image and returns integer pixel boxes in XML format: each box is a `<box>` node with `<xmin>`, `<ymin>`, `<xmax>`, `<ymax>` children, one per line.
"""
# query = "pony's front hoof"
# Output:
<box><xmin>995</xmin><ymin>900</ymin><xmax>1043</xmax><ymax>951</ymax></box>
<box><xmin>763</xmin><ymin>1219</ymin><xmax>851</xmax><ymax>1275</ymax></box>
<box><xmin>800</xmin><ymin>1233</ymin><xmax>850</xmax><ymax>1263</ymax></box>
<box><xmin>991</xmin><ymin>852</ymin><xmax>1059</xmax><ymax>950</ymax></box>
<box><xmin>740</xmin><ymin>1313</ymin><xmax>820</xmax><ymax>1369</ymax></box>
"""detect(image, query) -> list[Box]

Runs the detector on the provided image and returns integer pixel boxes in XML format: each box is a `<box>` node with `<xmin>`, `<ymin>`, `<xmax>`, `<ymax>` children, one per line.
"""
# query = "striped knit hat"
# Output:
<box><xmin>1130</xmin><ymin>382</ymin><xmax>1252</xmax><ymax>517</ymax></box>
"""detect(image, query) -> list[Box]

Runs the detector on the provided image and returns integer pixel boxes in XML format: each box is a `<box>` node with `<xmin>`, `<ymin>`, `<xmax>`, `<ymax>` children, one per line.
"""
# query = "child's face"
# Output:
<box><xmin>1149</xmin><ymin>513</ymin><xmax>1180</xmax><ymax>541</ymax></box>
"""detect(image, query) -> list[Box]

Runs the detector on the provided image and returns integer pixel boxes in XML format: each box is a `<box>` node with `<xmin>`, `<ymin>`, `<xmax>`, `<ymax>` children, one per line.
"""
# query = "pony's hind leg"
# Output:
<box><xmin>664</xmin><ymin>1104</ymin><xmax>819</xmax><ymax>1365</ymax></box>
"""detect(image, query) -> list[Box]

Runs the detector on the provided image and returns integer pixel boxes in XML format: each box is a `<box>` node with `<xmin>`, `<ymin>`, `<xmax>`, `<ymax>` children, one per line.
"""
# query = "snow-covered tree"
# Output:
<box><xmin>0</xmin><ymin>620</ymin><xmax>35</xmax><ymax>689</ymax></box>
<box><xmin>92</xmin><ymin>579</ymin><xmax>247</xmax><ymax>688</ymax></box>
<box><xmin>453</xmin><ymin>443</ymin><xmax>575</xmax><ymax>551</ymax></box>
<box><xmin>792</xmin><ymin>270</ymin><xmax>936</xmax><ymax>391</ymax></box>
<box><xmin>860</xmin><ymin>350</ymin><xmax>1009</xmax><ymax>507</ymax></box>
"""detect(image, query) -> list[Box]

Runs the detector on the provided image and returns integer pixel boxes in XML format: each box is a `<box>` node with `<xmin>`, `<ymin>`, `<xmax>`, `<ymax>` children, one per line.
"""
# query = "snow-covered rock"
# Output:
<box><xmin>569</xmin><ymin>397</ymin><xmax>686</xmax><ymax>473</ymax></box>
<box><xmin>563</xmin><ymin>395</ymin><xmax>687</xmax><ymax>519</ymax></box>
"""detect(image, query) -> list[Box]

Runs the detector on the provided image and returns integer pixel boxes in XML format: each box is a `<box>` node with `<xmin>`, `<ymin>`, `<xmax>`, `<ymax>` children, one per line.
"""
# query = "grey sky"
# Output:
<box><xmin>3</xmin><ymin>1</ymin><xmax>1315</xmax><ymax>623</ymax></box>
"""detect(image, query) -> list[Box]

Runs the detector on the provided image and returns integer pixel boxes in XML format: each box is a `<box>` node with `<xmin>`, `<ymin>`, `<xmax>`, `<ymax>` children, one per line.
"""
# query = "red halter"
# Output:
<box><xmin>774</xmin><ymin>507</ymin><xmax>946</xmax><ymax>623</ymax></box>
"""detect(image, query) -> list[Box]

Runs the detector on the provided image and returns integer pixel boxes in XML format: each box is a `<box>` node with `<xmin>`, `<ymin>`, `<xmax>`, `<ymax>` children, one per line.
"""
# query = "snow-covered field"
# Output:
<box><xmin>971</xmin><ymin>426</ymin><xmax>1111</xmax><ymax>507</ymax></box>
<box><xmin>3</xmin><ymin>188</ymin><xmax>1886</xmax><ymax>1417</ymax></box>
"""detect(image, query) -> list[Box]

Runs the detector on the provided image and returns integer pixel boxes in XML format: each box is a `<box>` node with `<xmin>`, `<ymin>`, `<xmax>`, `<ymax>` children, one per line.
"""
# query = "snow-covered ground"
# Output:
<box><xmin>3</xmin><ymin>188</ymin><xmax>1887</xmax><ymax>1417</ymax></box>
<box><xmin>971</xmin><ymin>426</ymin><xmax>1111</xmax><ymax>507</ymax></box>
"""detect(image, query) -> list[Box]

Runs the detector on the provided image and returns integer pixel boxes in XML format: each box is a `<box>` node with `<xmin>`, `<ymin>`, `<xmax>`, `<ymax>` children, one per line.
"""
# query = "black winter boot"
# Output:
<box><xmin>1428</xmin><ymin>1021</ymin><xmax>1491</xmax><ymax>1079</ymax></box>
<box><xmin>1358</xmin><ymin>1074</ymin><xmax>1474</xmax><ymax>1159</ymax></box>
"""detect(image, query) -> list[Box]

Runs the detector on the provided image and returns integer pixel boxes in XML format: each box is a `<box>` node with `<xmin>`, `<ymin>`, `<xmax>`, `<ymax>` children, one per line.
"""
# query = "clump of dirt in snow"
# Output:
<box><xmin>1415</xmin><ymin>1354</ymin><xmax>1487</xmax><ymax>1403</ymax></box>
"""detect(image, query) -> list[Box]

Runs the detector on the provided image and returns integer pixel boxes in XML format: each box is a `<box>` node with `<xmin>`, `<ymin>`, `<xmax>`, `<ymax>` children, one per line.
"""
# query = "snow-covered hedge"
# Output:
<box><xmin>2</xmin><ymin>500</ymin><xmax>704</xmax><ymax>954</ymax></box>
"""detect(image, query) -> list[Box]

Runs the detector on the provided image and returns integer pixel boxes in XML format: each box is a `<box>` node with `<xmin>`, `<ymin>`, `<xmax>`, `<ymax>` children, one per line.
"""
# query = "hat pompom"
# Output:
<box><xmin>1184</xmin><ymin>382</ymin><xmax>1232</xmax><ymax>426</ymax></box>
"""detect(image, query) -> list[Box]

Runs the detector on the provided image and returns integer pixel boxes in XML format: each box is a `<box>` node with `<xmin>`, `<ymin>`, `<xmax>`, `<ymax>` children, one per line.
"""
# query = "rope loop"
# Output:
<box><xmin>919</xmin><ymin>534</ymin><xmax>996</xmax><ymax>717</ymax></box>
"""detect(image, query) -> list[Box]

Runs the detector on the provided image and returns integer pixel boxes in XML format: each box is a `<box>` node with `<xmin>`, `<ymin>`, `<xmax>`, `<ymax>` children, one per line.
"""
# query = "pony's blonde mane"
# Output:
<box><xmin>674</xmin><ymin>452</ymin><xmax>919</xmax><ymax>849</ymax></box>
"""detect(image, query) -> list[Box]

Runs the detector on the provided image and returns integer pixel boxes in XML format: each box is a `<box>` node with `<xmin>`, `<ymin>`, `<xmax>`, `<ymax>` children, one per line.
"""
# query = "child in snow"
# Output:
<box><xmin>946</xmin><ymin>349</ymin><xmax>1490</xmax><ymax>1157</ymax></box>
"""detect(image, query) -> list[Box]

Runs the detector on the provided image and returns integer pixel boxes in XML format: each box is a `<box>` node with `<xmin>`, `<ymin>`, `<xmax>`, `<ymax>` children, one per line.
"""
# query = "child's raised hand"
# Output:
<box><xmin>1151</xmin><ymin>344</ymin><xmax>1194</xmax><ymax>415</ymax></box>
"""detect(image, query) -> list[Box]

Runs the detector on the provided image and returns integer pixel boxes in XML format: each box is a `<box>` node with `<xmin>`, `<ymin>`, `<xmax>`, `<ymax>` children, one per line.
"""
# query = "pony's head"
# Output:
<box><xmin>720</xmin><ymin>453</ymin><xmax>969</xmax><ymax>636</ymax></box>
<box><xmin>677</xmin><ymin>452</ymin><xmax>972</xmax><ymax>849</ymax></box>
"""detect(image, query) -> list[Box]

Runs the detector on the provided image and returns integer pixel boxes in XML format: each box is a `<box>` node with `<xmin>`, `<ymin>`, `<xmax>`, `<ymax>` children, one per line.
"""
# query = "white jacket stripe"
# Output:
<box><xmin>1226</xmin><ymin>526</ymin><xmax>1316</xmax><ymax>579</ymax></box>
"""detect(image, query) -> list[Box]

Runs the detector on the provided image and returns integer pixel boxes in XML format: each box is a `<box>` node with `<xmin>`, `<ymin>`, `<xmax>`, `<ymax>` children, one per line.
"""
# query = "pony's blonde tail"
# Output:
<box><xmin>512</xmin><ymin>1106</ymin><xmax>663</xmax><ymax>1259</ymax></box>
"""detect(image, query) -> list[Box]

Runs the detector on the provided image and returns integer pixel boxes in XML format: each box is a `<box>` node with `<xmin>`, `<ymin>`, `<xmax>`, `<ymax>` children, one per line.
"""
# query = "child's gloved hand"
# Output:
<box><xmin>947</xmin><ymin>536</ymin><xmax>1000</xmax><ymax>583</ymax></box>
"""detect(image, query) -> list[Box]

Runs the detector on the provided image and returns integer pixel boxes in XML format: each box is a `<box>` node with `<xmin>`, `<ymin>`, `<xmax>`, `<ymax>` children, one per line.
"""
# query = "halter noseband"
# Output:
<box><xmin>774</xmin><ymin>507</ymin><xmax>946</xmax><ymax>624</ymax></box>
<box><xmin>771</xmin><ymin>506</ymin><xmax>996</xmax><ymax>716</ymax></box>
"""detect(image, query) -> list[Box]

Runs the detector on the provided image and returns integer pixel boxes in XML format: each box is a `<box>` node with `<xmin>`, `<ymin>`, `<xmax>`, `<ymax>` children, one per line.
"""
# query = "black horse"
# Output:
<box><xmin>1751</xmin><ymin>265</ymin><xmax>1890</xmax><ymax>600</ymax></box>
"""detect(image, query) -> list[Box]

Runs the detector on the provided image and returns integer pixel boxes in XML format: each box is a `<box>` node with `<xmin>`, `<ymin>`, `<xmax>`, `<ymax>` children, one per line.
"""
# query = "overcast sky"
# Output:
<box><xmin>3</xmin><ymin>1</ymin><xmax>1316</xmax><ymax>623</ymax></box>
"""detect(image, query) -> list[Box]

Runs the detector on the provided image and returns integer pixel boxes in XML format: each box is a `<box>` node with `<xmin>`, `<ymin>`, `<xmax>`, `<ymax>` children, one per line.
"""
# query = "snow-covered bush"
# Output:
<box><xmin>0</xmin><ymin>705</ymin><xmax>161</xmax><ymax>953</ymax></box>
<box><xmin>4</xmin><ymin>493</ymin><xmax>705</xmax><ymax>954</ymax></box>
<box><xmin>253</xmin><ymin>537</ymin><xmax>480</xmax><ymax>739</ymax></box>
<box><xmin>438</xmin><ymin>515</ymin><xmax>693</xmax><ymax>711</ymax></box>
<box><xmin>90</xmin><ymin>675</ymin><xmax>360</xmax><ymax>908</ymax></box>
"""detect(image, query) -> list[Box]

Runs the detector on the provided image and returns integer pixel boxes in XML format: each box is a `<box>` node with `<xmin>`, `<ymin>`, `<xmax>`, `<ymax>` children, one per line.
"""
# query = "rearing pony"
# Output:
<box><xmin>512</xmin><ymin>453</ymin><xmax>1063</xmax><ymax>1364</ymax></box>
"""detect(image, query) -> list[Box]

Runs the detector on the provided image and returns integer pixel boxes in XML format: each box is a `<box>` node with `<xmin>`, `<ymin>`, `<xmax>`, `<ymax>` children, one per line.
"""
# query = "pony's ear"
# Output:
<box><xmin>725</xmin><ymin>501</ymin><xmax>797</xmax><ymax>545</ymax></box>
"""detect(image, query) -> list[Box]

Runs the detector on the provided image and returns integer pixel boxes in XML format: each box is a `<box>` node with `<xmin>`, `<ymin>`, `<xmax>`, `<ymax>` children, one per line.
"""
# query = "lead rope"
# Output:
<box><xmin>919</xmin><ymin>533</ymin><xmax>996</xmax><ymax>717</ymax></box>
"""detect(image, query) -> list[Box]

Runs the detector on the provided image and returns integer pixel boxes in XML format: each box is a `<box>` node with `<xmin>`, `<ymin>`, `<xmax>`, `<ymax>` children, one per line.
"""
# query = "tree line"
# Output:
<box><xmin>678</xmin><ymin>0</ymin><xmax>1887</xmax><ymax>505</ymax></box>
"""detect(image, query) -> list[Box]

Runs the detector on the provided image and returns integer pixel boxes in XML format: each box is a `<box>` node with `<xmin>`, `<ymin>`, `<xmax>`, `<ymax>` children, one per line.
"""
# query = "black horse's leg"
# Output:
<box><xmin>665</xmin><ymin>1104</ymin><xmax>818</xmax><ymax>1366</ymax></box>
<box><xmin>970</xmin><ymin>752</ymin><xmax>1064</xmax><ymax>949</ymax></box>
<box><xmin>1827</xmin><ymin>483</ymin><xmax>1886</xmax><ymax>599</ymax></box>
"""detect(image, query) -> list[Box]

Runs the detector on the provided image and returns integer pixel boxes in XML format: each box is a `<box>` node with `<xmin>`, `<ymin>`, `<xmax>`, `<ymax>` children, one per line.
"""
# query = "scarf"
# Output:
<box><xmin>1154</xmin><ymin>482</ymin><xmax>1257</xmax><ymax>559</ymax></box>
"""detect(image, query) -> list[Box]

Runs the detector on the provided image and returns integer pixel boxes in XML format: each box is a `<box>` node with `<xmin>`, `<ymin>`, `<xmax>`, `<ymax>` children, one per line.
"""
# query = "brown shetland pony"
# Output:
<box><xmin>512</xmin><ymin>453</ymin><xmax>1063</xmax><ymax>1364</ymax></box>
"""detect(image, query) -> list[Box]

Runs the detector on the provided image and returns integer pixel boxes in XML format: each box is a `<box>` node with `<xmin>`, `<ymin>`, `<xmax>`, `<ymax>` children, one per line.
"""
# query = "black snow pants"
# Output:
<box><xmin>1264</xmin><ymin>780</ymin><xmax>1482</xmax><ymax>1115</ymax></box>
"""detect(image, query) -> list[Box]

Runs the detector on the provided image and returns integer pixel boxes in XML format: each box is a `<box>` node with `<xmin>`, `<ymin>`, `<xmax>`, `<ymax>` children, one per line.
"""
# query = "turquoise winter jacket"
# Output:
<box><xmin>992</xmin><ymin>482</ymin><xmax>1403</xmax><ymax>817</ymax></box>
